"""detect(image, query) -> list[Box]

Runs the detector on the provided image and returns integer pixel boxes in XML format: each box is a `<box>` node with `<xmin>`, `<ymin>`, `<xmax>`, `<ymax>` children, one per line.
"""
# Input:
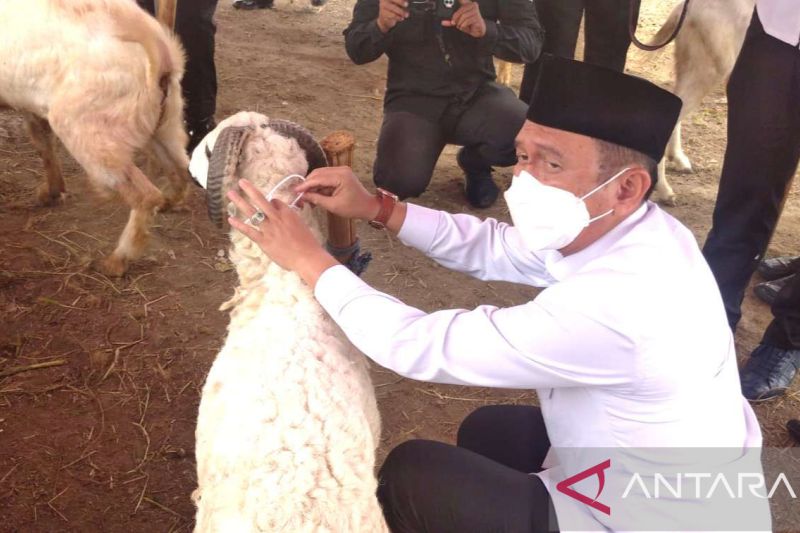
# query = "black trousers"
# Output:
<box><xmin>519</xmin><ymin>0</ymin><xmax>631</xmax><ymax>103</ymax></box>
<box><xmin>377</xmin><ymin>405</ymin><xmax>559</xmax><ymax>533</ymax></box>
<box><xmin>136</xmin><ymin>0</ymin><xmax>219</xmax><ymax>131</ymax></box>
<box><xmin>702</xmin><ymin>12</ymin><xmax>800</xmax><ymax>350</ymax></box>
<box><xmin>373</xmin><ymin>83</ymin><xmax>527</xmax><ymax>199</ymax></box>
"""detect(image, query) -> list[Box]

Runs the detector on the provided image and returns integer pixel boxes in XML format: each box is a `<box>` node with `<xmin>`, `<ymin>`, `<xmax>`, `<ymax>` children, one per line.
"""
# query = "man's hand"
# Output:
<box><xmin>294</xmin><ymin>167</ymin><xmax>382</xmax><ymax>222</ymax></box>
<box><xmin>227</xmin><ymin>180</ymin><xmax>338</xmax><ymax>286</ymax></box>
<box><xmin>377</xmin><ymin>0</ymin><xmax>409</xmax><ymax>33</ymax></box>
<box><xmin>441</xmin><ymin>0</ymin><xmax>486</xmax><ymax>38</ymax></box>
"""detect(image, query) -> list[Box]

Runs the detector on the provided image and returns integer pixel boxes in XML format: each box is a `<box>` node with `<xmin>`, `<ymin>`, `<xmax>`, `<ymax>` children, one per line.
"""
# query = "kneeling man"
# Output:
<box><xmin>226</xmin><ymin>55</ymin><xmax>770</xmax><ymax>532</ymax></box>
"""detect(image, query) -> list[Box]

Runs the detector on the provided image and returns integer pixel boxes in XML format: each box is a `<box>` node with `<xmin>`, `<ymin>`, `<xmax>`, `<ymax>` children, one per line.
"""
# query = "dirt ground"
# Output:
<box><xmin>1</xmin><ymin>1</ymin><xmax>799</xmax><ymax>531</ymax></box>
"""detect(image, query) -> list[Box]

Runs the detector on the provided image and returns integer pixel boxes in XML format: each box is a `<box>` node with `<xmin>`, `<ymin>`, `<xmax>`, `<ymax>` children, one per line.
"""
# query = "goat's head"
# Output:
<box><xmin>189</xmin><ymin>111</ymin><xmax>328</xmax><ymax>228</ymax></box>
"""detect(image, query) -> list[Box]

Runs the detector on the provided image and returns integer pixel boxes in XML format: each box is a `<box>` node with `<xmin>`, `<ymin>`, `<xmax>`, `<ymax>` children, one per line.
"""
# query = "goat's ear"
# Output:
<box><xmin>266</xmin><ymin>119</ymin><xmax>328</xmax><ymax>173</ymax></box>
<box><xmin>206</xmin><ymin>126</ymin><xmax>253</xmax><ymax>228</ymax></box>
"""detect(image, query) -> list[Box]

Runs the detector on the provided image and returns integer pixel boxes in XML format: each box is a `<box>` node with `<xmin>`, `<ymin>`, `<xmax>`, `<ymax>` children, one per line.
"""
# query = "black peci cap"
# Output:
<box><xmin>526</xmin><ymin>54</ymin><xmax>683</xmax><ymax>162</ymax></box>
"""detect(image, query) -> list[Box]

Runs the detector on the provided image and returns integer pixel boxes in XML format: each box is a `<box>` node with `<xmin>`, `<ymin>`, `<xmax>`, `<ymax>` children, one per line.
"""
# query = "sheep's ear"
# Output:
<box><xmin>206</xmin><ymin>126</ymin><xmax>253</xmax><ymax>228</ymax></box>
<box><xmin>266</xmin><ymin>119</ymin><xmax>328</xmax><ymax>172</ymax></box>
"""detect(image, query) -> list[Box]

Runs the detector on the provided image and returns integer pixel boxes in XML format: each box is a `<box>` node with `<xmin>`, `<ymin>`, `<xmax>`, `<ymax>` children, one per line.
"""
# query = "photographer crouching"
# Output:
<box><xmin>344</xmin><ymin>0</ymin><xmax>543</xmax><ymax>208</ymax></box>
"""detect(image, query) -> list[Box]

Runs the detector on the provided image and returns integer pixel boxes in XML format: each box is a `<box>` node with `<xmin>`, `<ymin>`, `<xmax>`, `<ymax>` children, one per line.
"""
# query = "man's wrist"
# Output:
<box><xmin>478</xmin><ymin>20</ymin><xmax>497</xmax><ymax>50</ymax></box>
<box><xmin>376</xmin><ymin>18</ymin><xmax>390</xmax><ymax>34</ymax></box>
<box><xmin>297</xmin><ymin>249</ymin><xmax>340</xmax><ymax>289</ymax></box>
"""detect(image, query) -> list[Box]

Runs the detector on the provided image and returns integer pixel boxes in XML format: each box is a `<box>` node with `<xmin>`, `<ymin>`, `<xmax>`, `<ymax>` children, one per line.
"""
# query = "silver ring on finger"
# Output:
<box><xmin>246</xmin><ymin>210</ymin><xmax>266</xmax><ymax>226</ymax></box>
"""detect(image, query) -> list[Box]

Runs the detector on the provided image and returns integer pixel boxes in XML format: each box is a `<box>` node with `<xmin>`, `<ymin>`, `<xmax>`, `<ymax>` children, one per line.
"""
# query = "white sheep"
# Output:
<box><xmin>0</xmin><ymin>0</ymin><xmax>190</xmax><ymax>276</ymax></box>
<box><xmin>190</xmin><ymin>112</ymin><xmax>387</xmax><ymax>533</ymax></box>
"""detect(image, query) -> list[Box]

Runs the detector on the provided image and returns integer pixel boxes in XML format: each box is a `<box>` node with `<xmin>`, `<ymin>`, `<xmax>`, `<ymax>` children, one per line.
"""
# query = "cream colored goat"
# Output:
<box><xmin>653</xmin><ymin>0</ymin><xmax>754</xmax><ymax>204</ymax></box>
<box><xmin>0</xmin><ymin>0</ymin><xmax>190</xmax><ymax>276</ymax></box>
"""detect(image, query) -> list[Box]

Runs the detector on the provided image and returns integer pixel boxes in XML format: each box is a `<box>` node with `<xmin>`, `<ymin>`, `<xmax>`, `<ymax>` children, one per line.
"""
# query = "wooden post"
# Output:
<box><xmin>320</xmin><ymin>131</ymin><xmax>358</xmax><ymax>265</ymax></box>
<box><xmin>156</xmin><ymin>0</ymin><xmax>178</xmax><ymax>31</ymax></box>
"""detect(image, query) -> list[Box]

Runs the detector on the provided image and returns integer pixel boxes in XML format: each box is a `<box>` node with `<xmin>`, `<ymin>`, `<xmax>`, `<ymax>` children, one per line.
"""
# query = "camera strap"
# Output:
<box><xmin>433</xmin><ymin>22</ymin><xmax>452</xmax><ymax>68</ymax></box>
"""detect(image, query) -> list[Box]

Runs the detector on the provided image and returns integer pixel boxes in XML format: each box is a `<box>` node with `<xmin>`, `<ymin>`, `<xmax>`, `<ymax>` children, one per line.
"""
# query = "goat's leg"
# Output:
<box><xmin>669</xmin><ymin>29</ymin><xmax>729</xmax><ymax>173</ymax></box>
<box><xmin>495</xmin><ymin>60</ymin><xmax>513</xmax><ymax>87</ymax></box>
<box><xmin>23</xmin><ymin>113</ymin><xmax>65</xmax><ymax>206</ymax></box>
<box><xmin>666</xmin><ymin>119</ymin><xmax>692</xmax><ymax>172</ymax></box>
<box><xmin>655</xmin><ymin>158</ymin><xmax>676</xmax><ymax>206</ymax></box>
<box><xmin>149</xmin><ymin>137</ymin><xmax>190</xmax><ymax>211</ymax></box>
<box><xmin>95</xmin><ymin>164</ymin><xmax>164</xmax><ymax>277</ymax></box>
<box><xmin>150</xmin><ymin>85</ymin><xmax>191</xmax><ymax>212</ymax></box>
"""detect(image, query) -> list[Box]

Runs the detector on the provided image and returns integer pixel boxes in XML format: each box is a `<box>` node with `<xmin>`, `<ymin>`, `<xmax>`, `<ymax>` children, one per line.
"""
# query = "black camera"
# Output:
<box><xmin>408</xmin><ymin>0</ymin><xmax>456</xmax><ymax>20</ymax></box>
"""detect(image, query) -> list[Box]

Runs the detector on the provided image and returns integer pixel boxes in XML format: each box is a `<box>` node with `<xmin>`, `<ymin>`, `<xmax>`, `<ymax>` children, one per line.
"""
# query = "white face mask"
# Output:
<box><xmin>503</xmin><ymin>167</ymin><xmax>629</xmax><ymax>251</ymax></box>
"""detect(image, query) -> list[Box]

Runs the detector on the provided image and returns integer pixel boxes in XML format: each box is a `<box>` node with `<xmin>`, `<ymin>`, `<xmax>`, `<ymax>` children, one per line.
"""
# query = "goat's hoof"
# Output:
<box><xmin>655</xmin><ymin>193</ymin><xmax>677</xmax><ymax>207</ymax></box>
<box><xmin>159</xmin><ymin>200</ymin><xmax>188</xmax><ymax>213</ymax></box>
<box><xmin>159</xmin><ymin>191</ymin><xmax>188</xmax><ymax>213</ymax></box>
<box><xmin>93</xmin><ymin>255</ymin><xmax>128</xmax><ymax>278</ymax></box>
<box><xmin>35</xmin><ymin>187</ymin><xmax>66</xmax><ymax>207</ymax></box>
<box><xmin>667</xmin><ymin>154</ymin><xmax>693</xmax><ymax>173</ymax></box>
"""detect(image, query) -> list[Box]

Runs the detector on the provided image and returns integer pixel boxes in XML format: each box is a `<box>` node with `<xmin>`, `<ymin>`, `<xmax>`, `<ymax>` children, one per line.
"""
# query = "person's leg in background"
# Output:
<box><xmin>373</xmin><ymin>111</ymin><xmax>446</xmax><ymax>200</ymax></box>
<box><xmin>519</xmin><ymin>0</ymin><xmax>584</xmax><ymax>103</ymax></box>
<box><xmin>450</xmin><ymin>83</ymin><xmax>529</xmax><ymax>208</ymax></box>
<box><xmin>701</xmin><ymin>13</ymin><xmax>800</xmax><ymax>401</ymax></box>
<box><xmin>702</xmin><ymin>12</ymin><xmax>800</xmax><ymax>331</ymax></box>
<box><xmin>176</xmin><ymin>0</ymin><xmax>219</xmax><ymax>151</ymax></box>
<box><xmin>137</xmin><ymin>0</ymin><xmax>155</xmax><ymax>12</ymax></box>
<box><xmin>741</xmin><ymin>264</ymin><xmax>800</xmax><ymax>400</ymax></box>
<box><xmin>135</xmin><ymin>0</ymin><xmax>219</xmax><ymax>151</ymax></box>
<box><xmin>233</xmin><ymin>0</ymin><xmax>274</xmax><ymax>10</ymax></box>
<box><xmin>582</xmin><ymin>0</ymin><xmax>631</xmax><ymax>71</ymax></box>
<box><xmin>763</xmin><ymin>271</ymin><xmax>800</xmax><ymax>351</ymax></box>
<box><xmin>377</xmin><ymin>405</ymin><xmax>557</xmax><ymax>533</ymax></box>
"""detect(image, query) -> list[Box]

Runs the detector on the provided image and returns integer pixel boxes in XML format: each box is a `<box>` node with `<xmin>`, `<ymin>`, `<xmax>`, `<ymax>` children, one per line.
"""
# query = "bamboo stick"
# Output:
<box><xmin>320</xmin><ymin>131</ymin><xmax>359</xmax><ymax>265</ymax></box>
<box><xmin>156</xmin><ymin>0</ymin><xmax>178</xmax><ymax>31</ymax></box>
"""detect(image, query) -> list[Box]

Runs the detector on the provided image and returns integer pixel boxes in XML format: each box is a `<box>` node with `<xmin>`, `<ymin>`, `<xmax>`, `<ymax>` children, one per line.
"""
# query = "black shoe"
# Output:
<box><xmin>788</xmin><ymin>419</ymin><xmax>800</xmax><ymax>445</ymax></box>
<box><xmin>753</xmin><ymin>274</ymin><xmax>793</xmax><ymax>306</ymax></box>
<box><xmin>457</xmin><ymin>148</ymin><xmax>498</xmax><ymax>208</ymax></box>
<box><xmin>187</xmin><ymin>117</ymin><xmax>217</xmax><ymax>154</ymax></box>
<box><xmin>757</xmin><ymin>255</ymin><xmax>800</xmax><ymax>281</ymax></box>
<box><xmin>740</xmin><ymin>343</ymin><xmax>800</xmax><ymax>402</ymax></box>
<box><xmin>233</xmin><ymin>0</ymin><xmax>273</xmax><ymax>9</ymax></box>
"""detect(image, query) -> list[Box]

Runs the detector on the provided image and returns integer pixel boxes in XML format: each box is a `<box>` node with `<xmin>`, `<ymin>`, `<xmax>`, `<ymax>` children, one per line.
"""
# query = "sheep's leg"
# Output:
<box><xmin>24</xmin><ymin>114</ymin><xmax>65</xmax><ymax>206</ymax></box>
<box><xmin>95</xmin><ymin>164</ymin><xmax>164</xmax><ymax>277</ymax></box>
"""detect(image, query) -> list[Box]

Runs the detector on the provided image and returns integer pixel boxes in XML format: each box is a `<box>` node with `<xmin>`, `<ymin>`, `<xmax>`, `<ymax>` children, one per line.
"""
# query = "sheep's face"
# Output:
<box><xmin>190</xmin><ymin>112</ymin><xmax>328</xmax><ymax>230</ymax></box>
<box><xmin>237</xmin><ymin>129</ymin><xmax>310</xmax><ymax>209</ymax></box>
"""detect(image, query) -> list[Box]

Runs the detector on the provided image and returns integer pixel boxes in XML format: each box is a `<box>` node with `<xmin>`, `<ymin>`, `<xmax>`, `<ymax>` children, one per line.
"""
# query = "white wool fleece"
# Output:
<box><xmin>193</xmin><ymin>113</ymin><xmax>387</xmax><ymax>533</ymax></box>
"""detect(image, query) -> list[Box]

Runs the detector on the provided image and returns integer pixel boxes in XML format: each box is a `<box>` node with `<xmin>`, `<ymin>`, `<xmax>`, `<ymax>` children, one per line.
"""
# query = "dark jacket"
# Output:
<box><xmin>344</xmin><ymin>0</ymin><xmax>543</xmax><ymax>118</ymax></box>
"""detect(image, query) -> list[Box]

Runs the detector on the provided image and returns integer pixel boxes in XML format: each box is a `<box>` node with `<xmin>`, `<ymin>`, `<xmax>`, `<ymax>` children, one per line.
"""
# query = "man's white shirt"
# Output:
<box><xmin>314</xmin><ymin>201</ymin><xmax>769</xmax><ymax>531</ymax></box>
<box><xmin>757</xmin><ymin>0</ymin><xmax>800</xmax><ymax>46</ymax></box>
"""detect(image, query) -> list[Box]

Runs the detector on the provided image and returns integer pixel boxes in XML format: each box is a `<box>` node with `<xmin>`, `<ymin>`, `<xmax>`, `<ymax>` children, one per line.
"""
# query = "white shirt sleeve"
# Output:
<box><xmin>756</xmin><ymin>0</ymin><xmax>800</xmax><ymax>46</ymax></box>
<box><xmin>397</xmin><ymin>203</ymin><xmax>555</xmax><ymax>286</ymax></box>
<box><xmin>315</xmin><ymin>265</ymin><xmax>638</xmax><ymax>389</ymax></box>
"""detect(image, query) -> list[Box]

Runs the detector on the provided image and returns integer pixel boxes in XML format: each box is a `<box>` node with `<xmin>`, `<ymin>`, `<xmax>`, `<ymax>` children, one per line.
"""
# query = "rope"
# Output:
<box><xmin>629</xmin><ymin>0</ymin><xmax>691</xmax><ymax>52</ymax></box>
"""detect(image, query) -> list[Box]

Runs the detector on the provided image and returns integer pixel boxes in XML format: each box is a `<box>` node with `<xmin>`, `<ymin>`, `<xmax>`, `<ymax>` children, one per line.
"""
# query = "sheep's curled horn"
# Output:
<box><xmin>205</xmin><ymin>119</ymin><xmax>329</xmax><ymax>227</ymax></box>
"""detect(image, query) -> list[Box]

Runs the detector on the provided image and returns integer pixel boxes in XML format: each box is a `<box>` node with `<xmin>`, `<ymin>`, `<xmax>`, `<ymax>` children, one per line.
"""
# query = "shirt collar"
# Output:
<box><xmin>540</xmin><ymin>201</ymin><xmax>651</xmax><ymax>281</ymax></box>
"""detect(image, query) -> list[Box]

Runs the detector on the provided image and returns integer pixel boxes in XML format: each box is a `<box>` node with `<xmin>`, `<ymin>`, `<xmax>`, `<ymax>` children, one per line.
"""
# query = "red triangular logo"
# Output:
<box><xmin>556</xmin><ymin>459</ymin><xmax>611</xmax><ymax>515</ymax></box>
